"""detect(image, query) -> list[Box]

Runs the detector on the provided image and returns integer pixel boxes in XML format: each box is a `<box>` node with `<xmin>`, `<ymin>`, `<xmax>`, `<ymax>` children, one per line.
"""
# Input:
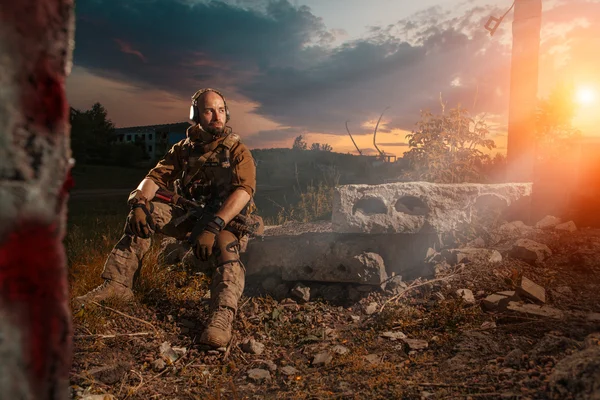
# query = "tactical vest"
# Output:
<box><xmin>176</xmin><ymin>132</ymin><xmax>259</xmax><ymax>216</ymax></box>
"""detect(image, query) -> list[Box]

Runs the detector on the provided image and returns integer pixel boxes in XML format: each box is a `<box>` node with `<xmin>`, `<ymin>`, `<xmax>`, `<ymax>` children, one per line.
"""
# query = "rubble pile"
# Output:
<box><xmin>70</xmin><ymin>181</ymin><xmax>600</xmax><ymax>399</ymax></box>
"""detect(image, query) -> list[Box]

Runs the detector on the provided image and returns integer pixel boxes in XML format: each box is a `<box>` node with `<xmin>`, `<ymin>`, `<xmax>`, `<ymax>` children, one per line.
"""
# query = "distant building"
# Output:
<box><xmin>114</xmin><ymin>122</ymin><xmax>190</xmax><ymax>160</ymax></box>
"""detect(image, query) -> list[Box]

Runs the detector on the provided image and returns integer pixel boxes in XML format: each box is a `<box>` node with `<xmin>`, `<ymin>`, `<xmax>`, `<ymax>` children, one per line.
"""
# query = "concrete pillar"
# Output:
<box><xmin>0</xmin><ymin>1</ymin><xmax>75</xmax><ymax>398</ymax></box>
<box><xmin>506</xmin><ymin>0</ymin><xmax>542</xmax><ymax>183</ymax></box>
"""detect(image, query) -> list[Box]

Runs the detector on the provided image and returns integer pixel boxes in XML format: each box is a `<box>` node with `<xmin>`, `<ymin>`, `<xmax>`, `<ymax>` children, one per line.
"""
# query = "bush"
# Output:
<box><xmin>403</xmin><ymin>106</ymin><xmax>496</xmax><ymax>183</ymax></box>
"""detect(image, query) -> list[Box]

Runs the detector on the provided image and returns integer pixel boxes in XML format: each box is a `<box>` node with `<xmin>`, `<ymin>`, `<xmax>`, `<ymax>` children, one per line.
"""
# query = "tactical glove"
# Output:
<box><xmin>127</xmin><ymin>190</ymin><xmax>156</xmax><ymax>239</ymax></box>
<box><xmin>193</xmin><ymin>216</ymin><xmax>225</xmax><ymax>261</ymax></box>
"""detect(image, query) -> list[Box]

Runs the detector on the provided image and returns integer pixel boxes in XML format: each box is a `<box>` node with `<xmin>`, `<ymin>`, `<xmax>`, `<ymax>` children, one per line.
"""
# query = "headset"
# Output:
<box><xmin>189</xmin><ymin>88</ymin><xmax>230</xmax><ymax>124</ymax></box>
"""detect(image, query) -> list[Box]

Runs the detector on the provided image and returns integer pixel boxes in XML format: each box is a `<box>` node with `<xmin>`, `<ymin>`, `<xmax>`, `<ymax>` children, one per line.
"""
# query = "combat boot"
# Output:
<box><xmin>199</xmin><ymin>306</ymin><xmax>235</xmax><ymax>348</ymax></box>
<box><xmin>73</xmin><ymin>279</ymin><xmax>134</xmax><ymax>308</ymax></box>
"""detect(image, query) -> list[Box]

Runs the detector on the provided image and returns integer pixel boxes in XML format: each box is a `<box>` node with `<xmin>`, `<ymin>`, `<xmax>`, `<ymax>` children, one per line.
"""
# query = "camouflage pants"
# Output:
<box><xmin>101</xmin><ymin>201</ymin><xmax>245</xmax><ymax>311</ymax></box>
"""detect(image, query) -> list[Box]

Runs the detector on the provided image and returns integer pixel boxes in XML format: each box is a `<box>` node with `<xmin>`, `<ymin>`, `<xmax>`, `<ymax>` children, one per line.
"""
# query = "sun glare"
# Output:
<box><xmin>575</xmin><ymin>86</ymin><xmax>597</xmax><ymax>106</ymax></box>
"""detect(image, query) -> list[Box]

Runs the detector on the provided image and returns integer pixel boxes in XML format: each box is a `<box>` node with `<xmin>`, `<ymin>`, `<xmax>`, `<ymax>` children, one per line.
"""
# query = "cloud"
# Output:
<box><xmin>72</xmin><ymin>0</ymin><xmax>600</xmax><ymax>138</ymax></box>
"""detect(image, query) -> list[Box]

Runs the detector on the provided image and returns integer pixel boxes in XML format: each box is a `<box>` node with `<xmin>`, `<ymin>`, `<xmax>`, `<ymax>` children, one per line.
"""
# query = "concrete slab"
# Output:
<box><xmin>332</xmin><ymin>182</ymin><xmax>532</xmax><ymax>234</ymax></box>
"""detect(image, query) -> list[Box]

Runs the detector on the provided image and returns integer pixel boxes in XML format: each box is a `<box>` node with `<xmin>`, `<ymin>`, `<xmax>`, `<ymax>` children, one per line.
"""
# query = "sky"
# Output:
<box><xmin>66</xmin><ymin>0</ymin><xmax>600</xmax><ymax>157</ymax></box>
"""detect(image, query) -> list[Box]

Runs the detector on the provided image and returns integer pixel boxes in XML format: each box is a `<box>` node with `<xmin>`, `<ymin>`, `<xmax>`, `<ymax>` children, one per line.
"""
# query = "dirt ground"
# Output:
<box><xmin>69</xmin><ymin>223</ymin><xmax>600</xmax><ymax>400</ymax></box>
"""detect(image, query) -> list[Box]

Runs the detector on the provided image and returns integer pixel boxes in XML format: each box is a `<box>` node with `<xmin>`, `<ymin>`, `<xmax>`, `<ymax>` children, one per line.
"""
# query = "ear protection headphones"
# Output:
<box><xmin>189</xmin><ymin>88</ymin><xmax>230</xmax><ymax>124</ymax></box>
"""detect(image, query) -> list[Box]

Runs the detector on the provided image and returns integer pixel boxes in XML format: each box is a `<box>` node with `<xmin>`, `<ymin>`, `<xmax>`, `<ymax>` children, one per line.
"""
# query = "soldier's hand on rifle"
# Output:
<box><xmin>127</xmin><ymin>190</ymin><xmax>156</xmax><ymax>239</ymax></box>
<box><xmin>194</xmin><ymin>217</ymin><xmax>225</xmax><ymax>261</ymax></box>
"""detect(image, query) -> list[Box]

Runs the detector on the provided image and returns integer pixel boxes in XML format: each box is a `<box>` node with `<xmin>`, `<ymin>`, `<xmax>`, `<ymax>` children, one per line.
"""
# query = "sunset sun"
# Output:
<box><xmin>575</xmin><ymin>86</ymin><xmax>597</xmax><ymax>106</ymax></box>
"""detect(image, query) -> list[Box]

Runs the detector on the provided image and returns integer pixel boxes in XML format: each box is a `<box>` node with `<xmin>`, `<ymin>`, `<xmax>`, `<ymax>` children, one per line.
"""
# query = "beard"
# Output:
<box><xmin>204</xmin><ymin>123</ymin><xmax>225</xmax><ymax>136</ymax></box>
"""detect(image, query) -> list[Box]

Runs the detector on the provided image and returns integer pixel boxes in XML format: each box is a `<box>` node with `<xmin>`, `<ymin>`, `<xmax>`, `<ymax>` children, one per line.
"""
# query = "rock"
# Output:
<box><xmin>151</xmin><ymin>359</ymin><xmax>166</xmax><ymax>372</ymax></box>
<box><xmin>364</xmin><ymin>354</ymin><xmax>381</xmax><ymax>365</ymax></box>
<box><xmin>364</xmin><ymin>302</ymin><xmax>378</xmax><ymax>315</ymax></box>
<box><xmin>445</xmin><ymin>248</ymin><xmax>503</xmax><ymax>265</ymax></box>
<box><xmin>403</xmin><ymin>339</ymin><xmax>428</xmax><ymax>351</ymax></box>
<box><xmin>332</xmin><ymin>182</ymin><xmax>532</xmax><ymax>234</ymax></box>
<box><xmin>382</xmin><ymin>275</ymin><xmax>407</xmax><ymax>293</ymax></box>
<box><xmin>531</xmin><ymin>334</ymin><xmax>581</xmax><ymax>360</ymax></box>
<box><xmin>549</xmin><ymin>346</ymin><xmax>600</xmax><ymax>399</ymax></box>
<box><xmin>241</xmin><ymin>338</ymin><xmax>265</xmax><ymax>355</ymax></box>
<box><xmin>160</xmin><ymin>342</ymin><xmax>179</xmax><ymax>363</ymax></box>
<box><xmin>480</xmin><ymin>321</ymin><xmax>497</xmax><ymax>330</ymax></box>
<box><xmin>489</xmin><ymin>250</ymin><xmax>503</xmax><ymax>263</ymax></box>
<box><xmin>503</xmin><ymin>348</ymin><xmax>524</xmax><ymax>369</ymax></box>
<box><xmin>312</xmin><ymin>352</ymin><xmax>333</xmax><ymax>366</ymax></box>
<box><xmin>496</xmin><ymin>221</ymin><xmax>533</xmax><ymax>239</ymax></box>
<box><xmin>517</xmin><ymin>276</ymin><xmax>546</xmax><ymax>304</ymax></box>
<box><xmin>350</xmin><ymin>315</ymin><xmax>361</xmax><ymax>322</ymax></box>
<box><xmin>555</xmin><ymin>221</ymin><xmax>577</xmax><ymax>232</ymax></box>
<box><xmin>535</xmin><ymin>215</ymin><xmax>561</xmax><ymax>229</ymax></box>
<box><xmin>330</xmin><ymin>345</ymin><xmax>350</xmax><ymax>355</ymax></box>
<box><xmin>247</xmin><ymin>368</ymin><xmax>271</xmax><ymax>383</ymax></box>
<box><xmin>482</xmin><ymin>291</ymin><xmax>521</xmax><ymax>311</ymax></box>
<box><xmin>280</xmin><ymin>366</ymin><xmax>298</xmax><ymax>376</ymax></box>
<box><xmin>510</xmin><ymin>239</ymin><xmax>552</xmax><ymax>264</ymax></box>
<box><xmin>259</xmin><ymin>360</ymin><xmax>277</xmax><ymax>372</ymax></box>
<box><xmin>291</xmin><ymin>283</ymin><xmax>311</xmax><ymax>302</ymax></box>
<box><xmin>456</xmin><ymin>289</ymin><xmax>475</xmax><ymax>304</ymax></box>
<box><xmin>88</xmin><ymin>363</ymin><xmax>130</xmax><ymax>385</ymax></box>
<box><xmin>506</xmin><ymin>302</ymin><xmax>564</xmax><ymax>319</ymax></box>
<box><xmin>381</xmin><ymin>331</ymin><xmax>407</xmax><ymax>341</ymax></box>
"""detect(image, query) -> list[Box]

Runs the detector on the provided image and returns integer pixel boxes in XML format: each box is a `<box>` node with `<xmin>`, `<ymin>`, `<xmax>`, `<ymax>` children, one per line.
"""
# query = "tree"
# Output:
<box><xmin>70</xmin><ymin>102</ymin><xmax>116</xmax><ymax>164</ymax></box>
<box><xmin>292</xmin><ymin>135</ymin><xmax>307</xmax><ymax>150</ymax></box>
<box><xmin>403</xmin><ymin>105</ymin><xmax>496</xmax><ymax>183</ymax></box>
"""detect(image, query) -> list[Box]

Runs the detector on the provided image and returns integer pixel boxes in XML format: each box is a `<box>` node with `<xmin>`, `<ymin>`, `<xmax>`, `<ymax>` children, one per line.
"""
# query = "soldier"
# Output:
<box><xmin>74</xmin><ymin>88</ymin><xmax>259</xmax><ymax>348</ymax></box>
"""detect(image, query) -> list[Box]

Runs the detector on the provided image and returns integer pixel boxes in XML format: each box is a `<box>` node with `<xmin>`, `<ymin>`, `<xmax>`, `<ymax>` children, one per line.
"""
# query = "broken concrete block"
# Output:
<box><xmin>332</xmin><ymin>182</ymin><xmax>532</xmax><ymax>234</ymax></box>
<box><xmin>517</xmin><ymin>276</ymin><xmax>546</xmax><ymax>304</ymax></box>
<box><xmin>456</xmin><ymin>289</ymin><xmax>475</xmax><ymax>304</ymax></box>
<box><xmin>510</xmin><ymin>239</ymin><xmax>552</xmax><ymax>264</ymax></box>
<box><xmin>535</xmin><ymin>215</ymin><xmax>561</xmax><ymax>229</ymax></box>
<box><xmin>489</xmin><ymin>250</ymin><xmax>503</xmax><ymax>263</ymax></box>
<box><xmin>247</xmin><ymin>368</ymin><xmax>271</xmax><ymax>383</ymax></box>
<box><xmin>291</xmin><ymin>283</ymin><xmax>311</xmax><ymax>302</ymax></box>
<box><xmin>364</xmin><ymin>302</ymin><xmax>378</xmax><ymax>315</ymax></box>
<box><xmin>555</xmin><ymin>221</ymin><xmax>577</xmax><ymax>232</ymax></box>
<box><xmin>402</xmin><ymin>338</ymin><xmax>429</xmax><ymax>350</ymax></box>
<box><xmin>381</xmin><ymin>331</ymin><xmax>407</xmax><ymax>341</ymax></box>
<box><xmin>312</xmin><ymin>352</ymin><xmax>333</xmax><ymax>366</ymax></box>
<box><xmin>482</xmin><ymin>291</ymin><xmax>521</xmax><ymax>311</ymax></box>
<box><xmin>506</xmin><ymin>302</ymin><xmax>564</xmax><ymax>319</ymax></box>
<box><xmin>496</xmin><ymin>221</ymin><xmax>533</xmax><ymax>239</ymax></box>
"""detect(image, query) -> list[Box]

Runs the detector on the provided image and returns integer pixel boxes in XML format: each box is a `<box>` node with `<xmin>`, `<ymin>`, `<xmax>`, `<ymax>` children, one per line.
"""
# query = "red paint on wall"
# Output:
<box><xmin>0</xmin><ymin>221</ymin><xmax>71</xmax><ymax>385</ymax></box>
<box><xmin>24</xmin><ymin>57</ymin><xmax>68</xmax><ymax>133</ymax></box>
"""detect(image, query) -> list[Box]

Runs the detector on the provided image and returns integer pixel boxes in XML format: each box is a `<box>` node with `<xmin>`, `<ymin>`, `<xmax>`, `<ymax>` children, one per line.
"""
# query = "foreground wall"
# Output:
<box><xmin>0</xmin><ymin>1</ymin><xmax>75</xmax><ymax>398</ymax></box>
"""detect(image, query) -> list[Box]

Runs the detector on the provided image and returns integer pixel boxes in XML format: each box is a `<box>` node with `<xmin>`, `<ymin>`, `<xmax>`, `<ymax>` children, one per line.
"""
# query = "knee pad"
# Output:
<box><xmin>225</xmin><ymin>239</ymin><xmax>240</xmax><ymax>254</ymax></box>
